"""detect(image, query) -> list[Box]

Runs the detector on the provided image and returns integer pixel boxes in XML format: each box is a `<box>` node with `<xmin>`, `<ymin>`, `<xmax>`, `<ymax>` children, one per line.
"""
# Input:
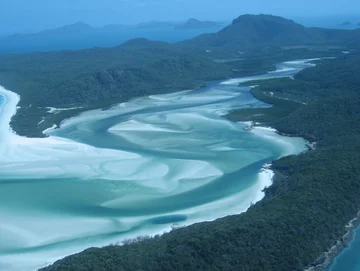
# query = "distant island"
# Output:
<box><xmin>339</xmin><ymin>21</ymin><xmax>352</xmax><ymax>26</ymax></box>
<box><xmin>175</xmin><ymin>18</ymin><xmax>223</xmax><ymax>29</ymax></box>
<box><xmin>336</xmin><ymin>21</ymin><xmax>360</xmax><ymax>29</ymax></box>
<box><xmin>9</xmin><ymin>22</ymin><xmax>95</xmax><ymax>38</ymax></box>
<box><xmin>5</xmin><ymin>18</ymin><xmax>223</xmax><ymax>39</ymax></box>
<box><xmin>0</xmin><ymin>19</ymin><xmax>225</xmax><ymax>54</ymax></box>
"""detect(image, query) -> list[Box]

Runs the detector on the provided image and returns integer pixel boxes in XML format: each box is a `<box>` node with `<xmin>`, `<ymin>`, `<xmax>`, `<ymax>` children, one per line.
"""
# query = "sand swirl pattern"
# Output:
<box><xmin>0</xmin><ymin>59</ymin><xmax>316</xmax><ymax>271</ymax></box>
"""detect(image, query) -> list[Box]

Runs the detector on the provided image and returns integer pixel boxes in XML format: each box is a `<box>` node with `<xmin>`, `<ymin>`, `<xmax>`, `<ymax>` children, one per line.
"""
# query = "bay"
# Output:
<box><xmin>0</xmin><ymin>59</ymin><xmax>314</xmax><ymax>270</ymax></box>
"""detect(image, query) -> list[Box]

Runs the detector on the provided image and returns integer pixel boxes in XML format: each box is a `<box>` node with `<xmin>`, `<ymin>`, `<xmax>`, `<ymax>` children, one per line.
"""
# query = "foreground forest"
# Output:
<box><xmin>40</xmin><ymin>52</ymin><xmax>360</xmax><ymax>270</ymax></box>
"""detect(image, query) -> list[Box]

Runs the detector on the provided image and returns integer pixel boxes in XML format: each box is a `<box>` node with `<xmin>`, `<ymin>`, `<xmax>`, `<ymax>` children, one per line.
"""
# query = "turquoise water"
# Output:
<box><xmin>0</xmin><ymin>94</ymin><xmax>4</xmax><ymax>110</ymax></box>
<box><xmin>0</xmin><ymin>60</ymin><xmax>313</xmax><ymax>270</ymax></box>
<box><xmin>327</xmin><ymin>227</ymin><xmax>360</xmax><ymax>271</ymax></box>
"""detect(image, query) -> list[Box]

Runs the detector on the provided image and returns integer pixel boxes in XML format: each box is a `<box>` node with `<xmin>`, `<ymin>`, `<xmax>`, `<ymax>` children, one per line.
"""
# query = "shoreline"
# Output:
<box><xmin>224</xmin><ymin>56</ymin><xmax>358</xmax><ymax>271</ymax></box>
<box><xmin>0</xmin><ymin>58</ymin><xmax>324</xmax><ymax>270</ymax></box>
<box><xmin>234</xmin><ymin>98</ymin><xmax>357</xmax><ymax>271</ymax></box>
<box><xmin>238</xmin><ymin>115</ymin><xmax>358</xmax><ymax>271</ymax></box>
<box><xmin>0</xmin><ymin>84</ymin><xmax>289</xmax><ymax>271</ymax></box>
<box><xmin>30</xmin><ymin>51</ymin><xmax>360</xmax><ymax>270</ymax></box>
<box><xmin>304</xmin><ymin>211</ymin><xmax>360</xmax><ymax>271</ymax></box>
<box><xmin>0</xmin><ymin>86</ymin><xmax>20</xmax><ymax>136</ymax></box>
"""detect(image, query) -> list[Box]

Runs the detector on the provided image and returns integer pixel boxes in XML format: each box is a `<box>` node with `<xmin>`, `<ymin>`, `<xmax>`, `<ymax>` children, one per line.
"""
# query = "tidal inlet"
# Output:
<box><xmin>0</xmin><ymin>59</ymin><xmax>315</xmax><ymax>271</ymax></box>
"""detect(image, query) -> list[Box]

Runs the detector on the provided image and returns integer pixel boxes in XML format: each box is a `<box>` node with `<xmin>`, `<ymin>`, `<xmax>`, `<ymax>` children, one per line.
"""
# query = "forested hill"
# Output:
<box><xmin>40</xmin><ymin>52</ymin><xmax>360</xmax><ymax>271</ymax></box>
<box><xmin>0</xmin><ymin>40</ymin><xmax>234</xmax><ymax>137</ymax></box>
<box><xmin>0</xmin><ymin>34</ymin><xmax>342</xmax><ymax>137</ymax></box>
<box><xmin>182</xmin><ymin>14</ymin><xmax>360</xmax><ymax>49</ymax></box>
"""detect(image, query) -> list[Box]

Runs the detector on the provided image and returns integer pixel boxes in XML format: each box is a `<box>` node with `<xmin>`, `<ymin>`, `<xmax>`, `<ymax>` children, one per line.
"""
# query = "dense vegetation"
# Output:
<box><xmin>1</xmin><ymin>14</ymin><xmax>360</xmax><ymax>270</ymax></box>
<box><xmin>40</xmin><ymin>52</ymin><xmax>360</xmax><ymax>270</ymax></box>
<box><xmin>0</xmin><ymin>37</ymin><xmax>342</xmax><ymax>137</ymax></box>
<box><xmin>0</xmin><ymin>40</ymin><xmax>232</xmax><ymax>136</ymax></box>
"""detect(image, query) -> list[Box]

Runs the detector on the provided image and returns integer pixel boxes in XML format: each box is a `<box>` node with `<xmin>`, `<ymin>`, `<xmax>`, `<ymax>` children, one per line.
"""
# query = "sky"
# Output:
<box><xmin>0</xmin><ymin>0</ymin><xmax>360</xmax><ymax>35</ymax></box>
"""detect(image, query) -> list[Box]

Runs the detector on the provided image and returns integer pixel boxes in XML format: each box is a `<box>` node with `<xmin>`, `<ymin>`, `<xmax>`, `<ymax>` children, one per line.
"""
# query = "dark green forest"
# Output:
<box><xmin>0</xmin><ymin>39</ymin><xmax>341</xmax><ymax>137</ymax></box>
<box><xmin>40</xmin><ymin>52</ymin><xmax>360</xmax><ymax>270</ymax></box>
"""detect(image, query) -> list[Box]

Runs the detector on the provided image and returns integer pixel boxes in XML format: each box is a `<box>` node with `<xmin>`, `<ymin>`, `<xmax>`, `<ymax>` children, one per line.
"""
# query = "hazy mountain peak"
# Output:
<box><xmin>232</xmin><ymin>14</ymin><xmax>302</xmax><ymax>27</ymax></box>
<box><xmin>58</xmin><ymin>22</ymin><xmax>93</xmax><ymax>31</ymax></box>
<box><xmin>339</xmin><ymin>21</ymin><xmax>352</xmax><ymax>26</ymax></box>
<box><xmin>183</xmin><ymin>14</ymin><xmax>359</xmax><ymax>49</ymax></box>
<box><xmin>33</xmin><ymin>21</ymin><xmax>94</xmax><ymax>37</ymax></box>
<box><xmin>176</xmin><ymin>18</ymin><xmax>222</xmax><ymax>29</ymax></box>
<box><xmin>187</xmin><ymin>18</ymin><xmax>201</xmax><ymax>23</ymax></box>
<box><xmin>70</xmin><ymin>21</ymin><xmax>90</xmax><ymax>27</ymax></box>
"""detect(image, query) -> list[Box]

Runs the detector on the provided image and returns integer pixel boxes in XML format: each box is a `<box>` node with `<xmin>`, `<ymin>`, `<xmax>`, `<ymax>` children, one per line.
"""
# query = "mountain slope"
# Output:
<box><xmin>0</xmin><ymin>39</ymin><xmax>234</xmax><ymax>137</ymax></box>
<box><xmin>183</xmin><ymin>14</ymin><xmax>360</xmax><ymax>49</ymax></box>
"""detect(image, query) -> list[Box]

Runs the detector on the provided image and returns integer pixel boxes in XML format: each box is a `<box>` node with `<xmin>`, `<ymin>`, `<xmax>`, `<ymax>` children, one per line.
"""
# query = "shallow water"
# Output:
<box><xmin>0</xmin><ymin>60</ymin><xmax>315</xmax><ymax>271</ymax></box>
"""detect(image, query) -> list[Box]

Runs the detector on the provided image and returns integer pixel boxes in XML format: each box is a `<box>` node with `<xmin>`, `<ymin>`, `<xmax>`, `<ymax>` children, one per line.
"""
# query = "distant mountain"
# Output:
<box><xmin>6</xmin><ymin>22</ymin><xmax>137</xmax><ymax>39</ymax></box>
<box><xmin>339</xmin><ymin>21</ymin><xmax>352</xmax><ymax>26</ymax></box>
<box><xmin>29</xmin><ymin>22</ymin><xmax>94</xmax><ymax>37</ymax></box>
<box><xmin>0</xmin><ymin>21</ymin><xmax>222</xmax><ymax>54</ymax></box>
<box><xmin>176</xmin><ymin>18</ymin><xmax>222</xmax><ymax>29</ymax></box>
<box><xmin>136</xmin><ymin>21</ymin><xmax>177</xmax><ymax>29</ymax></box>
<box><xmin>182</xmin><ymin>14</ymin><xmax>360</xmax><ymax>49</ymax></box>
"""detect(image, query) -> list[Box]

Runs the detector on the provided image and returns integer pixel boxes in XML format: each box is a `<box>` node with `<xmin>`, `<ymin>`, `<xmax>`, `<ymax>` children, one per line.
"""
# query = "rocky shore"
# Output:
<box><xmin>304</xmin><ymin>211</ymin><xmax>360</xmax><ymax>271</ymax></box>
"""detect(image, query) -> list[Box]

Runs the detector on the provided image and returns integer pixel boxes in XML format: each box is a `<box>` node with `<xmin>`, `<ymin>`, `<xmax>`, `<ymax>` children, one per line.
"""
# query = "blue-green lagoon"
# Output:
<box><xmin>0</xmin><ymin>59</ymin><xmax>315</xmax><ymax>270</ymax></box>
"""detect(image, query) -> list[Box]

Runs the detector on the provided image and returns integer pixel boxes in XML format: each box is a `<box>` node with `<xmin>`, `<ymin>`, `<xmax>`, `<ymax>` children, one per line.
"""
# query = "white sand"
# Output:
<box><xmin>0</xmin><ymin>73</ymin><xmax>307</xmax><ymax>271</ymax></box>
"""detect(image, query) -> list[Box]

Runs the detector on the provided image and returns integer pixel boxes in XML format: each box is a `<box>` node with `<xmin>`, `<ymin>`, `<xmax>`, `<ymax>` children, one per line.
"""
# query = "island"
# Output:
<box><xmin>0</xmin><ymin>14</ymin><xmax>359</xmax><ymax>271</ymax></box>
<box><xmin>339</xmin><ymin>21</ymin><xmax>352</xmax><ymax>26</ymax></box>
<box><xmin>175</xmin><ymin>18</ymin><xmax>223</xmax><ymax>29</ymax></box>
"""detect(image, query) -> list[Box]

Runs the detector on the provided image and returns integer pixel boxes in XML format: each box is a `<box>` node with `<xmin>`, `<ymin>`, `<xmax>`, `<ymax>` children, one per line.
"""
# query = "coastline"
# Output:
<box><xmin>304</xmin><ymin>211</ymin><xmax>360</xmax><ymax>271</ymax></box>
<box><xmin>0</xmin><ymin>86</ymin><xmax>20</xmax><ymax>136</ymax></box>
<box><xmin>0</xmin><ymin>83</ymin><xmax>280</xmax><ymax>208</ymax></box>
<box><xmin>0</xmin><ymin>58</ymin><xmax>327</xmax><ymax>270</ymax></box>
<box><xmin>233</xmin><ymin>98</ymin><xmax>358</xmax><ymax>271</ymax></box>
<box><xmin>28</xmin><ymin>51</ymin><xmax>360</xmax><ymax>270</ymax></box>
<box><xmin>223</xmin><ymin>56</ymin><xmax>360</xmax><ymax>271</ymax></box>
<box><xmin>0</xmin><ymin>83</ymin><xmax>296</xmax><ymax>271</ymax></box>
<box><xmin>238</xmin><ymin>116</ymin><xmax>359</xmax><ymax>271</ymax></box>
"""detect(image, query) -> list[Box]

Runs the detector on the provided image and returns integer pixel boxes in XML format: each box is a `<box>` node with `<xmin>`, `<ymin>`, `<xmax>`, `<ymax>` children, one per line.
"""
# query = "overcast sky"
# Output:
<box><xmin>1</xmin><ymin>0</ymin><xmax>360</xmax><ymax>34</ymax></box>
